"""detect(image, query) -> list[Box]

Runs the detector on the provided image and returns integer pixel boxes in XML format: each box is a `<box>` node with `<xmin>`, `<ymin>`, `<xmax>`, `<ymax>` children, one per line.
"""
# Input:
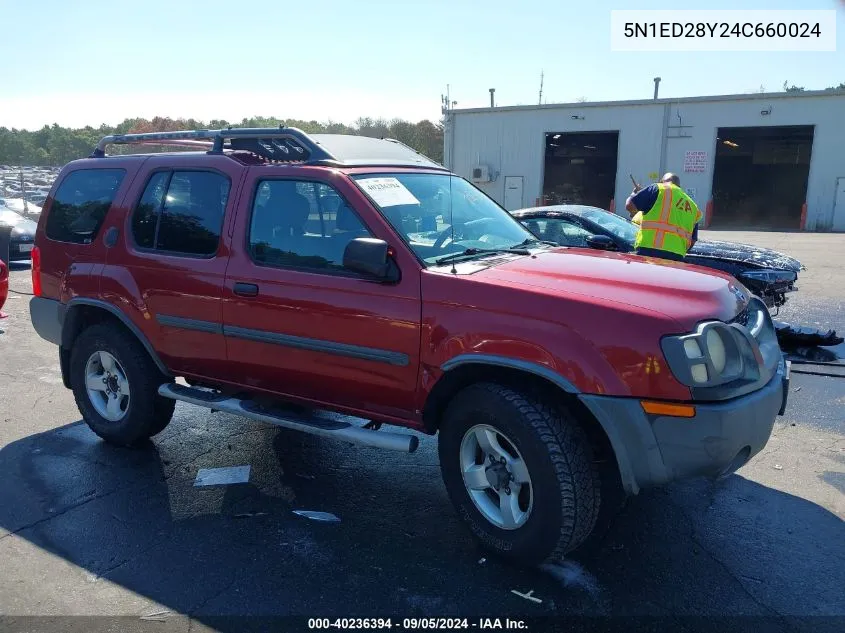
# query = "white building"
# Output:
<box><xmin>443</xmin><ymin>90</ymin><xmax>845</xmax><ymax>231</ymax></box>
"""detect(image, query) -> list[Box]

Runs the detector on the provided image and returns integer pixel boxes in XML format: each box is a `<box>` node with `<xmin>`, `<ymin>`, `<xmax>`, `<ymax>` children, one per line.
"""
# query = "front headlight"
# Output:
<box><xmin>664</xmin><ymin>321</ymin><xmax>747</xmax><ymax>387</ymax></box>
<box><xmin>661</xmin><ymin>297</ymin><xmax>780</xmax><ymax>399</ymax></box>
<box><xmin>739</xmin><ymin>269</ymin><xmax>797</xmax><ymax>284</ymax></box>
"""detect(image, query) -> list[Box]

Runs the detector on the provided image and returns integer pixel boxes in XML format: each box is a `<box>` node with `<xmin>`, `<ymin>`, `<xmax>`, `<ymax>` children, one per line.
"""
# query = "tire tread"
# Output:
<box><xmin>440</xmin><ymin>381</ymin><xmax>601</xmax><ymax>563</ymax></box>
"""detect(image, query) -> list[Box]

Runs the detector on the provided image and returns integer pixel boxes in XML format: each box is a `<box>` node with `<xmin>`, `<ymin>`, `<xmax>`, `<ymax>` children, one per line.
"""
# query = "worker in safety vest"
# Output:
<box><xmin>625</xmin><ymin>173</ymin><xmax>702</xmax><ymax>262</ymax></box>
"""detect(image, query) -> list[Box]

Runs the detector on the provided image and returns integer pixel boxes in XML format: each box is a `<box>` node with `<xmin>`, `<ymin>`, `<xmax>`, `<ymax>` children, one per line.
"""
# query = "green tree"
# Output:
<box><xmin>0</xmin><ymin>115</ymin><xmax>444</xmax><ymax>165</ymax></box>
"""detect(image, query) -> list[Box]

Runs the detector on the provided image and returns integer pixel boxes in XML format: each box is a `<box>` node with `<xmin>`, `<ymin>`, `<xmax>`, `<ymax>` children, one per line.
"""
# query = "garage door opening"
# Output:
<box><xmin>542</xmin><ymin>132</ymin><xmax>618</xmax><ymax>209</ymax></box>
<box><xmin>711</xmin><ymin>125</ymin><xmax>814</xmax><ymax>230</ymax></box>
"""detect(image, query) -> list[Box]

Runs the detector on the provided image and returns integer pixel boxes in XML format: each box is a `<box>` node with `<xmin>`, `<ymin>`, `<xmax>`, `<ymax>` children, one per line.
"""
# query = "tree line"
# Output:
<box><xmin>0</xmin><ymin>116</ymin><xmax>445</xmax><ymax>167</ymax></box>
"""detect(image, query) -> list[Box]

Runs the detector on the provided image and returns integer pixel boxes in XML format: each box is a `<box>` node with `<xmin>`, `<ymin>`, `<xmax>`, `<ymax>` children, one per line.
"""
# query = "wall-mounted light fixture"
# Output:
<box><xmin>571</xmin><ymin>115</ymin><xmax>584</xmax><ymax>120</ymax></box>
<box><xmin>761</xmin><ymin>106</ymin><xmax>772</xmax><ymax>116</ymax></box>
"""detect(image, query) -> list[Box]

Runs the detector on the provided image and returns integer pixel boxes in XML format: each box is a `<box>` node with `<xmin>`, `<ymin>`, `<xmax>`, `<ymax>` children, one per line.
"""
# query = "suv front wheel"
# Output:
<box><xmin>70</xmin><ymin>322</ymin><xmax>175</xmax><ymax>446</ymax></box>
<box><xmin>438</xmin><ymin>382</ymin><xmax>601</xmax><ymax>565</ymax></box>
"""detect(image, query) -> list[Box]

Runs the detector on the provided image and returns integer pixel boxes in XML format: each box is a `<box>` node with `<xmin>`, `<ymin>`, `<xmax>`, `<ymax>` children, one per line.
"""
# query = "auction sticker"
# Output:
<box><xmin>357</xmin><ymin>177</ymin><xmax>420</xmax><ymax>207</ymax></box>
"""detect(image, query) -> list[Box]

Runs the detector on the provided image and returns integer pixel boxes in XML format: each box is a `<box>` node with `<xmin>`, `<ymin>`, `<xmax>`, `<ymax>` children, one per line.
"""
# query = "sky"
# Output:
<box><xmin>1</xmin><ymin>0</ymin><xmax>843</xmax><ymax>130</ymax></box>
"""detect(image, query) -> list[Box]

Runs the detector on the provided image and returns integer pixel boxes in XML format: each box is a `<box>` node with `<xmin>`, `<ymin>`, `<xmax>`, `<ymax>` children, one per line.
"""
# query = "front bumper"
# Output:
<box><xmin>579</xmin><ymin>357</ymin><xmax>789</xmax><ymax>495</ymax></box>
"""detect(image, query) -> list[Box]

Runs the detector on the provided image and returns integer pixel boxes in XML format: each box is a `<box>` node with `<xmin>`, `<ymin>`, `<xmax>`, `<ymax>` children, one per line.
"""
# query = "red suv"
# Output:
<box><xmin>29</xmin><ymin>128</ymin><xmax>789</xmax><ymax>565</ymax></box>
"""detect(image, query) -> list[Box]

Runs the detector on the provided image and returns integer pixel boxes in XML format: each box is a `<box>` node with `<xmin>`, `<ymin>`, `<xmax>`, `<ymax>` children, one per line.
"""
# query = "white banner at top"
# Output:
<box><xmin>610</xmin><ymin>10</ymin><xmax>837</xmax><ymax>52</ymax></box>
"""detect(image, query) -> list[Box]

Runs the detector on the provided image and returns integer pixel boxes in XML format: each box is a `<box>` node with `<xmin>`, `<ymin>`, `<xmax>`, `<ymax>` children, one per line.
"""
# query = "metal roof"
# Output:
<box><xmin>448</xmin><ymin>89</ymin><xmax>845</xmax><ymax>116</ymax></box>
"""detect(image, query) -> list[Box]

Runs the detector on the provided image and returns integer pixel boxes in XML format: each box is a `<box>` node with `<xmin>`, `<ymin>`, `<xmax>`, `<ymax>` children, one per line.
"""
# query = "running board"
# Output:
<box><xmin>158</xmin><ymin>383</ymin><xmax>419</xmax><ymax>453</ymax></box>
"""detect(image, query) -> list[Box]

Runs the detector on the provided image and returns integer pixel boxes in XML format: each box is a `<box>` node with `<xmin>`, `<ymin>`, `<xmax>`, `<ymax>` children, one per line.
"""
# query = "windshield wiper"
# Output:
<box><xmin>435</xmin><ymin>246</ymin><xmax>531</xmax><ymax>266</ymax></box>
<box><xmin>513</xmin><ymin>237</ymin><xmax>558</xmax><ymax>248</ymax></box>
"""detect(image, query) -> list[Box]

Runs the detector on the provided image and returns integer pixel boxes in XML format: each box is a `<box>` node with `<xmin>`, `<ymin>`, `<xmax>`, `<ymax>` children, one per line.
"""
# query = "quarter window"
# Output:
<box><xmin>249</xmin><ymin>180</ymin><xmax>373</xmax><ymax>273</ymax></box>
<box><xmin>131</xmin><ymin>171</ymin><xmax>230</xmax><ymax>256</ymax></box>
<box><xmin>45</xmin><ymin>169</ymin><xmax>126</xmax><ymax>244</ymax></box>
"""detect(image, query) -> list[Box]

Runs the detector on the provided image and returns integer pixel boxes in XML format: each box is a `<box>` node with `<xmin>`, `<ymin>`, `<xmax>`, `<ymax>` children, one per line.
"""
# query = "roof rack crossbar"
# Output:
<box><xmin>90</xmin><ymin>127</ymin><xmax>337</xmax><ymax>163</ymax></box>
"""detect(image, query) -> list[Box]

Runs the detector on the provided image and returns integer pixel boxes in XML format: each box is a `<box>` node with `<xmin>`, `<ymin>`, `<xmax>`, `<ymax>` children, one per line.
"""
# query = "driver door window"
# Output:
<box><xmin>248</xmin><ymin>180</ymin><xmax>373</xmax><ymax>274</ymax></box>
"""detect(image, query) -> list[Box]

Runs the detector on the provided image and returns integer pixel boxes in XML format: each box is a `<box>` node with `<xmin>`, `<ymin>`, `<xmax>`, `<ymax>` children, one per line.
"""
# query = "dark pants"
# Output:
<box><xmin>635</xmin><ymin>246</ymin><xmax>686</xmax><ymax>262</ymax></box>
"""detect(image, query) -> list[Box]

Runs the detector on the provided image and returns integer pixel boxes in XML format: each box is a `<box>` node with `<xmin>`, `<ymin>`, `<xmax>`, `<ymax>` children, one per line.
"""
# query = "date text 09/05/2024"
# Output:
<box><xmin>623</xmin><ymin>22</ymin><xmax>822</xmax><ymax>39</ymax></box>
<box><xmin>308</xmin><ymin>618</ymin><xmax>528</xmax><ymax>630</ymax></box>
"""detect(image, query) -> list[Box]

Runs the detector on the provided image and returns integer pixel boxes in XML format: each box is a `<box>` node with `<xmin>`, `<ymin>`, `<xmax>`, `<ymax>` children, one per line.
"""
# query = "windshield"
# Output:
<box><xmin>580</xmin><ymin>208</ymin><xmax>638</xmax><ymax>244</ymax></box>
<box><xmin>351</xmin><ymin>173</ymin><xmax>536</xmax><ymax>266</ymax></box>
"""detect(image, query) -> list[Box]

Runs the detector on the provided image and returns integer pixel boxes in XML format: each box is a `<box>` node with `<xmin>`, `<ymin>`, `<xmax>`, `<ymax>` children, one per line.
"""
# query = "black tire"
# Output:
<box><xmin>438</xmin><ymin>382</ymin><xmax>601</xmax><ymax>566</ymax></box>
<box><xmin>570</xmin><ymin>458</ymin><xmax>628</xmax><ymax>558</ymax></box>
<box><xmin>70</xmin><ymin>322</ymin><xmax>175</xmax><ymax>446</ymax></box>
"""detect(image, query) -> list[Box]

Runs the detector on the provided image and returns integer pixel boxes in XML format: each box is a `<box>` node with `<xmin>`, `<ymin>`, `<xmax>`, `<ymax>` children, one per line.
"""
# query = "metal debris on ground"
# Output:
<box><xmin>774</xmin><ymin>464</ymin><xmax>784</xmax><ymax>470</ymax></box>
<box><xmin>194</xmin><ymin>465</ymin><xmax>251</xmax><ymax>487</ymax></box>
<box><xmin>292</xmin><ymin>510</ymin><xmax>341</xmax><ymax>522</ymax></box>
<box><xmin>775</xmin><ymin>321</ymin><xmax>843</xmax><ymax>347</ymax></box>
<box><xmin>511</xmin><ymin>589</ymin><xmax>542</xmax><ymax>604</ymax></box>
<box><xmin>234</xmin><ymin>511</ymin><xmax>268</xmax><ymax>519</ymax></box>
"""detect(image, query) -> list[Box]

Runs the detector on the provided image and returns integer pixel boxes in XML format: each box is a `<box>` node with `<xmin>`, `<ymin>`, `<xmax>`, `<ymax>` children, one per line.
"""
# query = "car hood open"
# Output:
<box><xmin>477</xmin><ymin>248</ymin><xmax>749</xmax><ymax>327</ymax></box>
<box><xmin>687</xmin><ymin>239</ymin><xmax>802</xmax><ymax>272</ymax></box>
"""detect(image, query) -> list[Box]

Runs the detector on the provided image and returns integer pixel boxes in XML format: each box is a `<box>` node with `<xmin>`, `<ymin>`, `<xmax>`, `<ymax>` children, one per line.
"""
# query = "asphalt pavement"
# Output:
<box><xmin>1</xmin><ymin>233</ymin><xmax>843</xmax><ymax>633</ymax></box>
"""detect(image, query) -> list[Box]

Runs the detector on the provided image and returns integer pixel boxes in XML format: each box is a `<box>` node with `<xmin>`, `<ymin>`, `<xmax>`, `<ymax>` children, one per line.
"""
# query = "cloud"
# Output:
<box><xmin>1</xmin><ymin>90</ymin><xmax>442</xmax><ymax>130</ymax></box>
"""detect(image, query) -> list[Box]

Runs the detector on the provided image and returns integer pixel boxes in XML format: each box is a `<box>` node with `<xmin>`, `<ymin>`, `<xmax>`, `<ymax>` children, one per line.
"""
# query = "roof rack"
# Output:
<box><xmin>90</xmin><ymin>127</ymin><xmax>338</xmax><ymax>163</ymax></box>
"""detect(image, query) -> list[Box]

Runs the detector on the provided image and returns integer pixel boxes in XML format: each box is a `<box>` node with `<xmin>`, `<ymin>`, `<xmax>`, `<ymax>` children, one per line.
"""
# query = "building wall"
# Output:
<box><xmin>446</xmin><ymin>92</ymin><xmax>845</xmax><ymax>231</ymax></box>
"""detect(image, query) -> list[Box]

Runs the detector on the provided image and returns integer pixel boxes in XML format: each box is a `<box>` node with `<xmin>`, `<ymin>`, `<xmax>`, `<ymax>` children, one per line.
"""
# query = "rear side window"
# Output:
<box><xmin>131</xmin><ymin>170</ymin><xmax>230</xmax><ymax>256</ymax></box>
<box><xmin>45</xmin><ymin>169</ymin><xmax>126</xmax><ymax>244</ymax></box>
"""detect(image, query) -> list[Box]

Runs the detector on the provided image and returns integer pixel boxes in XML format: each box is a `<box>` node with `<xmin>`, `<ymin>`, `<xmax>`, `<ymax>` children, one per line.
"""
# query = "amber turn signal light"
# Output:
<box><xmin>640</xmin><ymin>400</ymin><xmax>696</xmax><ymax>418</ymax></box>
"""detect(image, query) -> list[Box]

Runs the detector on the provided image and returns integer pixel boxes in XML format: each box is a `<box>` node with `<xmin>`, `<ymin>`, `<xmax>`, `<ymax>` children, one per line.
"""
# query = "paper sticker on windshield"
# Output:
<box><xmin>357</xmin><ymin>177</ymin><xmax>420</xmax><ymax>207</ymax></box>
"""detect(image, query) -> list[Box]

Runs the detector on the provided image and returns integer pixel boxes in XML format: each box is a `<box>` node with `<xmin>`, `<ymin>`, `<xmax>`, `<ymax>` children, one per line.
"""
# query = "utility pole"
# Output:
<box><xmin>538</xmin><ymin>71</ymin><xmax>544</xmax><ymax>105</ymax></box>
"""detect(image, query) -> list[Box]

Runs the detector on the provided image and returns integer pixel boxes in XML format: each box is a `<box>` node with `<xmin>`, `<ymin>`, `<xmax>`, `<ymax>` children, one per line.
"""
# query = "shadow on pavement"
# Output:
<box><xmin>1</xmin><ymin>414</ymin><xmax>844</xmax><ymax>631</ymax></box>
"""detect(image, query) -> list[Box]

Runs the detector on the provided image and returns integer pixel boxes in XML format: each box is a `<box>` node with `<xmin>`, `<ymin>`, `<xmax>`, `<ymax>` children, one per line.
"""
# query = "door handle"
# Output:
<box><xmin>233</xmin><ymin>282</ymin><xmax>259</xmax><ymax>297</ymax></box>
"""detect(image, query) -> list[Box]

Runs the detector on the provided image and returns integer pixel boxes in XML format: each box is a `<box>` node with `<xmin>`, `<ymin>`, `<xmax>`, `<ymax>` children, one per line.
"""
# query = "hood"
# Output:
<box><xmin>476</xmin><ymin>248</ymin><xmax>749</xmax><ymax>328</ymax></box>
<box><xmin>688</xmin><ymin>239</ymin><xmax>802</xmax><ymax>272</ymax></box>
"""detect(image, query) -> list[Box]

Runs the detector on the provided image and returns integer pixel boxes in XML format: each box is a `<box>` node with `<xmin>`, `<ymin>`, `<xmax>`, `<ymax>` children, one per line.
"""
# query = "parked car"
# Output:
<box><xmin>512</xmin><ymin>205</ymin><xmax>802</xmax><ymax>310</ymax></box>
<box><xmin>0</xmin><ymin>197</ymin><xmax>42</xmax><ymax>219</ymax></box>
<box><xmin>29</xmin><ymin>128</ymin><xmax>789</xmax><ymax>565</ymax></box>
<box><xmin>0</xmin><ymin>207</ymin><xmax>38</xmax><ymax>260</ymax></box>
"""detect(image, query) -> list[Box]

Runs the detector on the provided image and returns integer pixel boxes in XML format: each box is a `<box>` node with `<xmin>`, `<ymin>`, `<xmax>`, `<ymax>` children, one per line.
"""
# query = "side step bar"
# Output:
<box><xmin>158</xmin><ymin>383</ymin><xmax>419</xmax><ymax>453</ymax></box>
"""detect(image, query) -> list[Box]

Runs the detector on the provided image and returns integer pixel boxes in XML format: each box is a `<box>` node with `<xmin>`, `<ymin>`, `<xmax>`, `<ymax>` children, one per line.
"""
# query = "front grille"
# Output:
<box><xmin>729</xmin><ymin>307</ymin><xmax>749</xmax><ymax>328</ymax></box>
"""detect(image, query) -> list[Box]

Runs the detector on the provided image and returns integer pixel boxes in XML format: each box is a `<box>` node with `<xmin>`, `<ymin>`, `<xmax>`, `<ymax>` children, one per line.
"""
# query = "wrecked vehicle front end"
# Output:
<box><xmin>685</xmin><ymin>239</ymin><xmax>803</xmax><ymax>311</ymax></box>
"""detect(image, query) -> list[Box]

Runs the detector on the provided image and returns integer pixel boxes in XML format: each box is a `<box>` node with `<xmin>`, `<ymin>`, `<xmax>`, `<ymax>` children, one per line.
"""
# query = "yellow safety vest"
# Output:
<box><xmin>634</xmin><ymin>183</ymin><xmax>702</xmax><ymax>256</ymax></box>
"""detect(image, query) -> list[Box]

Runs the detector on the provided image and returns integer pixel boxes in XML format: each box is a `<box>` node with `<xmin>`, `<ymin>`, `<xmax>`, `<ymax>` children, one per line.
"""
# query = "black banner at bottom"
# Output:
<box><xmin>2</xmin><ymin>616</ymin><xmax>845</xmax><ymax>633</ymax></box>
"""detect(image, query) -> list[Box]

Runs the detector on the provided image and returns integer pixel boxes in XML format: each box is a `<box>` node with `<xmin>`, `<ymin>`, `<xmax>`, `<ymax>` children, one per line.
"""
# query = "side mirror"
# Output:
<box><xmin>343</xmin><ymin>238</ymin><xmax>399</xmax><ymax>282</ymax></box>
<box><xmin>586</xmin><ymin>235</ymin><xmax>618</xmax><ymax>251</ymax></box>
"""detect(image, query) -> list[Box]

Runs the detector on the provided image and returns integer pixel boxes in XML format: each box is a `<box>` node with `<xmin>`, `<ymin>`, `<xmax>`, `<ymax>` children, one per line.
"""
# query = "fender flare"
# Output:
<box><xmin>439</xmin><ymin>354</ymin><xmax>580</xmax><ymax>393</ymax></box>
<box><xmin>64</xmin><ymin>297</ymin><xmax>171</xmax><ymax>377</ymax></box>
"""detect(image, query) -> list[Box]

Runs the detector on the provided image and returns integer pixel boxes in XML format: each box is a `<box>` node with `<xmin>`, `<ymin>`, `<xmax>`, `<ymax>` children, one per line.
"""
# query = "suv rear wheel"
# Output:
<box><xmin>70</xmin><ymin>322</ymin><xmax>175</xmax><ymax>446</ymax></box>
<box><xmin>438</xmin><ymin>382</ymin><xmax>601</xmax><ymax>565</ymax></box>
